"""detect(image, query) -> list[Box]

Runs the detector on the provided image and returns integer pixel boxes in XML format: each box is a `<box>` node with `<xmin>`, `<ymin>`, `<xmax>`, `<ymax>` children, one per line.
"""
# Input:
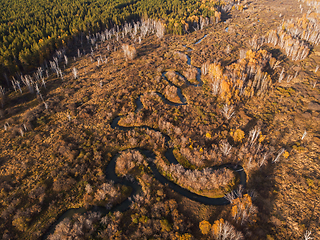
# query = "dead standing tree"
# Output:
<box><xmin>122</xmin><ymin>44</ymin><xmax>137</xmax><ymax>61</ymax></box>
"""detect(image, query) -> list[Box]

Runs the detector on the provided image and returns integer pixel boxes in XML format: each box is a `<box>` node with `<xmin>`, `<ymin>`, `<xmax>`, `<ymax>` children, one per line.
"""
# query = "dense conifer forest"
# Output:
<box><xmin>0</xmin><ymin>0</ymin><xmax>217</xmax><ymax>80</ymax></box>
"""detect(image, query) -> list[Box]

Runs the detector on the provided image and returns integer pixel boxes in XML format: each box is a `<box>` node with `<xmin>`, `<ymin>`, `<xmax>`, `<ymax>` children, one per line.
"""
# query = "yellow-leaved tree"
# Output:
<box><xmin>199</xmin><ymin>220</ymin><xmax>212</xmax><ymax>235</ymax></box>
<box><xmin>231</xmin><ymin>129</ymin><xmax>245</xmax><ymax>143</ymax></box>
<box><xmin>231</xmin><ymin>194</ymin><xmax>257</xmax><ymax>225</ymax></box>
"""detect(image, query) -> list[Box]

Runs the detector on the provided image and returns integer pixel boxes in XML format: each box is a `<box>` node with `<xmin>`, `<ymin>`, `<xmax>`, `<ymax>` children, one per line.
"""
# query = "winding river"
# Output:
<box><xmin>43</xmin><ymin>34</ymin><xmax>246</xmax><ymax>238</ymax></box>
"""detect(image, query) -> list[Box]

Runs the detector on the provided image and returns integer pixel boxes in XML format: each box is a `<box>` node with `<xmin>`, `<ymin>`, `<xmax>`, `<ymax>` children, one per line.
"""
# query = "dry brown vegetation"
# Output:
<box><xmin>115</xmin><ymin>150</ymin><xmax>147</xmax><ymax>176</ymax></box>
<box><xmin>0</xmin><ymin>0</ymin><xmax>319</xmax><ymax>239</ymax></box>
<box><xmin>155</xmin><ymin>154</ymin><xmax>236</xmax><ymax>196</ymax></box>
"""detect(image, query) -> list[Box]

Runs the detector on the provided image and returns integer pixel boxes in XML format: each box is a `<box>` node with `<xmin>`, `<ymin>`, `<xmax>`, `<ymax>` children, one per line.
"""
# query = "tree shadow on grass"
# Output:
<box><xmin>137</xmin><ymin>43</ymin><xmax>161</xmax><ymax>58</ymax></box>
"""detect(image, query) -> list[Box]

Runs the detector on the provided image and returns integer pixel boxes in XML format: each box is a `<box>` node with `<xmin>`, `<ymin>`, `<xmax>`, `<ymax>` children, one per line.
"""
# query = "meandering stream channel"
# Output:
<box><xmin>43</xmin><ymin>34</ymin><xmax>246</xmax><ymax>238</ymax></box>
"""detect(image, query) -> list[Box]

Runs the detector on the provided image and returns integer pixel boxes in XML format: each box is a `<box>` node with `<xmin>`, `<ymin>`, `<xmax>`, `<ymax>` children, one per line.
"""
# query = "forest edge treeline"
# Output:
<box><xmin>0</xmin><ymin>0</ymin><xmax>227</xmax><ymax>85</ymax></box>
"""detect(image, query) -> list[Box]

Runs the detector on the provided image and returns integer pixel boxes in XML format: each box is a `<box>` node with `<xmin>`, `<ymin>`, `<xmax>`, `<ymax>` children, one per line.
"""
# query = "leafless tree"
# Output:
<box><xmin>272</xmin><ymin>148</ymin><xmax>285</xmax><ymax>163</ymax></box>
<box><xmin>220</xmin><ymin>140</ymin><xmax>232</xmax><ymax>156</ymax></box>
<box><xmin>236</xmin><ymin>185</ymin><xmax>243</xmax><ymax>198</ymax></box>
<box><xmin>248</xmin><ymin>127</ymin><xmax>260</xmax><ymax>146</ymax></box>
<box><xmin>259</xmin><ymin>152</ymin><xmax>269</xmax><ymax>167</ymax></box>
<box><xmin>278</xmin><ymin>68</ymin><xmax>285</xmax><ymax>83</ymax></box>
<box><xmin>301</xmin><ymin>130</ymin><xmax>307</xmax><ymax>140</ymax></box>
<box><xmin>221</xmin><ymin>103</ymin><xmax>235</xmax><ymax>120</ymax></box>
<box><xmin>239</xmin><ymin>49</ymin><xmax>247</xmax><ymax>60</ymax></box>
<box><xmin>201</xmin><ymin>62</ymin><xmax>209</xmax><ymax>75</ymax></box>
<box><xmin>286</xmin><ymin>75</ymin><xmax>293</xmax><ymax>83</ymax></box>
<box><xmin>122</xmin><ymin>44</ymin><xmax>137</xmax><ymax>60</ymax></box>
<box><xmin>224</xmin><ymin>191</ymin><xmax>236</xmax><ymax>203</ymax></box>
<box><xmin>212</xmin><ymin>80</ymin><xmax>221</xmax><ymax>95</ymax></box>
<box><xmin>303</xmin><ymin>230</ymin><xmax>313</xmax><ymax>240</ymax></box>
<box><xmin>19</xmin><ymin>128</ymin><xmax>24</xmax><ymax>137</ymax></box>
<box><xmin>225</xmin><ymin>45</ymin><xmax>231</xmax><ymax>54</ymax></box>
<box><xmin>72</xmin><ymin>67</ymin><xmax>78</xmax><ymax>79</ymax></box>
<box><xmin>249</xmin><ymin>35</ymin><xmax>265</xmax><ymax>51</ymax></box>
<box><xmin>213</xmin><ymin>220</ymin><xmax>244</xmax><ymax>240</ymax></box>
<box><xmin>155</xmin><ymin>21</ymin><xmax>165</xmax><ymax>39</ymax></box>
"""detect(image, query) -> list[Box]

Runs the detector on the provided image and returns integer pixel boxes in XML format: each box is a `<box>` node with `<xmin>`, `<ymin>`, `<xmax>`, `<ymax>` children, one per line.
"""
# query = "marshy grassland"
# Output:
<box><xmin>0</xmin><ymin>0</ymin><xmax>319</xmax><ymax>239</ymax></box>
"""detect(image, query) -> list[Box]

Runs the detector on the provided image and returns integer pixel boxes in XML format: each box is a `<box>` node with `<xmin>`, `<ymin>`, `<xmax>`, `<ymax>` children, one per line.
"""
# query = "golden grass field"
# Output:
<box><xmin>0</xmin><ymin>0</ymin><xmax>319</xmax><ymax>239</ymax></box>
